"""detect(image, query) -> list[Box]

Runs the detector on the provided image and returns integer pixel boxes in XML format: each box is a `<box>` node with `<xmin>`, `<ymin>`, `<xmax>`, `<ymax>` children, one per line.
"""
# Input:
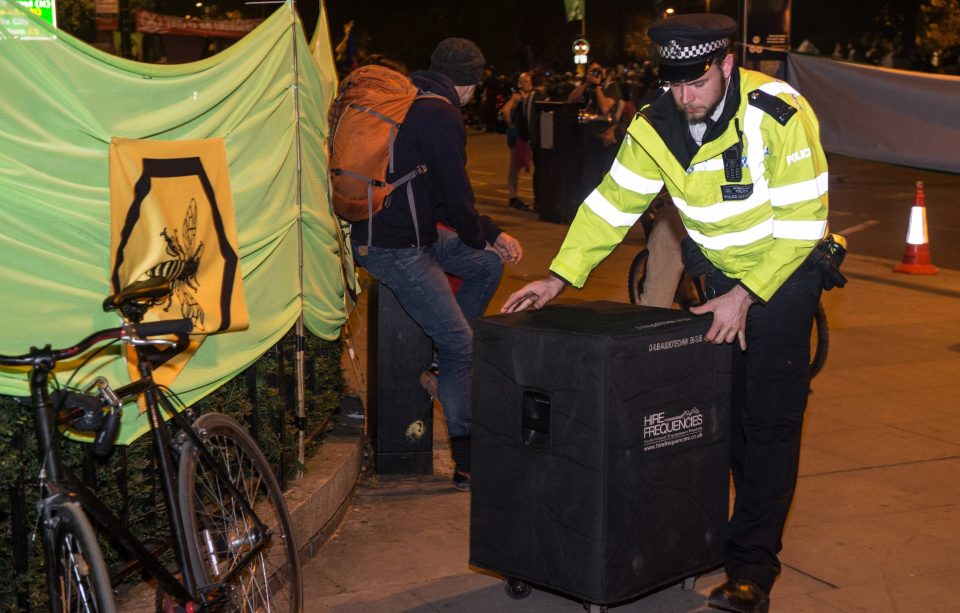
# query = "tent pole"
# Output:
<box><xmin>290</xmin><ymin>0</ymin><xmax>307</xmax><ymax>477</ymax></box>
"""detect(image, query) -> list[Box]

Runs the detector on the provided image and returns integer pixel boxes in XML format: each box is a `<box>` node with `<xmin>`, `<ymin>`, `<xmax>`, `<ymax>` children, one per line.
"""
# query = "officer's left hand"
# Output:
<box><xmin>689</xmin><ymin>284</ymin><xmax>754</xmax><ymax>350</ymax></box>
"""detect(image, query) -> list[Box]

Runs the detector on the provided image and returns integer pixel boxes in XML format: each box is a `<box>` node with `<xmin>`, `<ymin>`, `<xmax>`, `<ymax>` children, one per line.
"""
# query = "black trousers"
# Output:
<box><xmin>705</xmin><ymin>263</ymin><xmax>822</xmax><ymax>593</ymax></box>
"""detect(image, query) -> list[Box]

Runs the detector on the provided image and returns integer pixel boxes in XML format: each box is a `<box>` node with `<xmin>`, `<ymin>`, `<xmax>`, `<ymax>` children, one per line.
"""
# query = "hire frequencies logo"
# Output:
<box><xmin>643</xmin><ymin>408</ymin><xmax>704</xmax><ymax>452</ymax></box>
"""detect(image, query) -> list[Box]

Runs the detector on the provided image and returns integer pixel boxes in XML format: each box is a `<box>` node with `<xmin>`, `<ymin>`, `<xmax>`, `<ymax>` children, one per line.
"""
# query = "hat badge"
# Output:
<box><xmin>668</xmin><ymin>40</ymin><xmax>682</xmax><ymax>56</ymax></box>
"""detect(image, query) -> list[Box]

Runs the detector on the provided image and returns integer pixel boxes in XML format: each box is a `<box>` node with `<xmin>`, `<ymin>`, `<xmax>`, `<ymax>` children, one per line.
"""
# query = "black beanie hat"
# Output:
<box><xmin>429</xmin><ymin>38</ymin><xmax>485</xmax><ymax>86</ymax></box>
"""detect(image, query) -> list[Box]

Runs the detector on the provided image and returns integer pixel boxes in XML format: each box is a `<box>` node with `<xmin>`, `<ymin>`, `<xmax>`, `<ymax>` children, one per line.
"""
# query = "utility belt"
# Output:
<box><xmin>681</xmin><ymin>233</ymin><xmax>848</xmax><ymax>298</ymax></box>
<box><xmin>801</xmin><ymin>233</ymin><xmax>847</xmax><ymax>290</ymax></box>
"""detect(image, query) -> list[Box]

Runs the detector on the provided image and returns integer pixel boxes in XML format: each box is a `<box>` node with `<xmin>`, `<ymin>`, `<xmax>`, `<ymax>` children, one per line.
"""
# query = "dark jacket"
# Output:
<box><xmin>350</xmin><ymin>70</ymin><xmax>501</xmax><ymax>250</ymax></box>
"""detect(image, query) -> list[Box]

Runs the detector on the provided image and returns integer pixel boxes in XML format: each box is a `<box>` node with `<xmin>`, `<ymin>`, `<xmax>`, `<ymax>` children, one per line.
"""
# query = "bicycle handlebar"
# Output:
<box><xmin>134</xmin><ymin>319</ymin><xmax>193</xmax><ymax>339</ymax></box>
<box><xmin>0</xmin><ymin>319</ymin><xmax>193</xmax><ymax>368</ymax></box>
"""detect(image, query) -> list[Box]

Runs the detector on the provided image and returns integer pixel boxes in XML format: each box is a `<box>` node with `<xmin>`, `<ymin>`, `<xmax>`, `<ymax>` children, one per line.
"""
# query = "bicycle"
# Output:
<box><xmin>0</xmin><ymin>276</ymin><xmax>302</xmax><ymax>612</ymax></box>
<box><xmin>627</xmin><ymin>203</ymin><xmax>830</xmax><ymax>379</ymax></box>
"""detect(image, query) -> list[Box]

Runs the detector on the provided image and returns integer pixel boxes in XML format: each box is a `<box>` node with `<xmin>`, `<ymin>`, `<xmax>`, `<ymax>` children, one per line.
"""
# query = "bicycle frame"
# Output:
<box><xmin>23</xmin><ymin>334</ymin><xmax>274</xmax><ymax>609</ymax></box>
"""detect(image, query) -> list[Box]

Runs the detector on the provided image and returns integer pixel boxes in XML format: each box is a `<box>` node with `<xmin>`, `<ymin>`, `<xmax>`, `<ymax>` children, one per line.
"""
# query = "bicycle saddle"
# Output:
<box><xmin>103</xmin><ymin>277</ymin><xmax>172</xmax><ymax>313</ymax></box>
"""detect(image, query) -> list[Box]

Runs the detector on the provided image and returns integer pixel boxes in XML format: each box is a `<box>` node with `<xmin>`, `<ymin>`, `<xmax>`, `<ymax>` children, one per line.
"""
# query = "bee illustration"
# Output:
<box><xmin>144</xmin><ymin>199</ymin><xmax>205</xmax><ymax>330</ymax></box>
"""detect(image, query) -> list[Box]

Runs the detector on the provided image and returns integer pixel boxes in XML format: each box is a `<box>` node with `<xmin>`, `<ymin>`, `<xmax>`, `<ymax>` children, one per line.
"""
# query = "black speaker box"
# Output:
<box><xmin>470</xmin><ymin>302</ymin><xmax>731</xmax><ymax>605</ymax></box>
<box><xmin>366</xmin><ymin>281</ymin><xmax>434</xmax><ymax>475</ymax></box>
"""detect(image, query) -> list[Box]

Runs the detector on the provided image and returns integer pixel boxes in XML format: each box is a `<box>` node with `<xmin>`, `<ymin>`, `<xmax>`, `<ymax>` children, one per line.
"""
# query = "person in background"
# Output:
<box><xmin>350</xmin><ymin>38</ymin><xmax>523</xmax><ymax>492</ymax></box>
<box><xmin>567</xmin><ymin>61</ymin><xmax>623</xmax><ymax>196</ymax></box>
<box><xmin>831</xmin><ymin>42</ymin><xmax>844</xmax><ymax>60</ymax></box>
<box><xmin>501</xmin><ymin>72</ymin><xmax>534</xmax><ymax>210</ymax></box>
<box><xmin>503</xmin><ymin>13</ymin><xmax>829</xmax><ymax>613</ymax></box>
<box><xmin>795</xmin><ymin>38</ymin><xmax>819</xmax><ymax>55</ymax></box>
<box><xmin>521</xmin><ymin>71</ymin><xmax>550</xmax><ymax>213</ymax></box>
<box><xmin>479</xmin><ymin>65</ymin><xmax>499</xmax><ymax>131</ymax></box>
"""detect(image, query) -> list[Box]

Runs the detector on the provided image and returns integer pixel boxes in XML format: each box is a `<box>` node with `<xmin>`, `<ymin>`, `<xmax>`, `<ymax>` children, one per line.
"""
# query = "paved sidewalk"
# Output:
<box><xmin>301</xmin><ymin>181</ymin><xmax>960</xmax><ymax>612</ymax></box>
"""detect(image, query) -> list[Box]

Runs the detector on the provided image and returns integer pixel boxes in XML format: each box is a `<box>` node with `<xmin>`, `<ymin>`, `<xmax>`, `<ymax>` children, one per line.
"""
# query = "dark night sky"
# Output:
<box><xmin>298</xmin><ymin>0</ymin><xmax>921</xmax><ymax>74</ymax></box>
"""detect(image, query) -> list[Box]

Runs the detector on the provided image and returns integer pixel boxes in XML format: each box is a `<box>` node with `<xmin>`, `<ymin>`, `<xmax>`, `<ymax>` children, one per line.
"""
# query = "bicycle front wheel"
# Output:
<box><xmin>178</xmin><ymin>413</ymin><xmax>302</xmax><ymax>612</ymax></box>
<box><xmin>627</xmin><ymin>249</ymin><xmax>649</xmax><ymax>306</ymax></box>
<box><xmin>810</xmin><ymin>302</ymin><xmax>829</xmax><ymax>379</ymax></box>
<box><xmin>45</xmin><ymin>501</ymin><xmax>116</xmax><ymax>613</ymax></box>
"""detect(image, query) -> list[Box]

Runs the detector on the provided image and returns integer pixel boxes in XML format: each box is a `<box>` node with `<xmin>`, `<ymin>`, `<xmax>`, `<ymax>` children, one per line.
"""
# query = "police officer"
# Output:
<box><xmin>503</xmin><ymin>13</ymin><xmax>829</xmax><ymax>613</ymax></box>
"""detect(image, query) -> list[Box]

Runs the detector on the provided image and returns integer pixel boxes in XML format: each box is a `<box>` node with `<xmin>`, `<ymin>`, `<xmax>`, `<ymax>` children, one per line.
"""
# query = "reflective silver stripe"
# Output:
<box><xmin>742</xmin><ymin>103</ymin><xmax>767</xmax><ymax>182</ymax></box>
<box><xmin>609</xmin><ymin>159</ymin><xmax>664</xmax><ymax>194</ymax></box>
<box><xmin>689</xmin><ymin>159</ymin><xmax>724</xmax><ymax>173</ymax></box>
<box><xmin>906</xmin><ymin>207</ymin><xmax>928</xmax><ymax>244</ymax></box>
<box><xmin>672</xmin><ymin>176</ymin><xmax>770</xmax><ymax>223</ymax></box>
<box><xmin>584</xmin><ymin>189</ymin><xmax>643</xmax><ymax>227</ymax></box>
<box><xmin>688</xmin><ymin>218</ymin><xmax>773</xmax><ymax>250</ymax></box>
<box><xmin>770</xmin><ymin>172</ymin><xmax>829</xmax><ymax>207</ymax></box>
<box><xmin>772</xmin><ymin>219</ymin><xmax>827</xmax><ymax>240</ymax></box>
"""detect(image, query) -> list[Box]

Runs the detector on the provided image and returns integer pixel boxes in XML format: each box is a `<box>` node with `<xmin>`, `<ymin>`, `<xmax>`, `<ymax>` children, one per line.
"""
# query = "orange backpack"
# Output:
<box><xmin>329</xmin><ymin>65</ymin><xmax>447</xmax><ymax>248</ymax></box>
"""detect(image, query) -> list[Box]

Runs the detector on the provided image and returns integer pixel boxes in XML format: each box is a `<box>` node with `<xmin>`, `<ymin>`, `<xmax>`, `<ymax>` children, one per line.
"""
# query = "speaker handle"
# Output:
<box><xmin>521</xmin><ymin>390</ymin><xmax>551</xmax><ymax>450</ymax></box>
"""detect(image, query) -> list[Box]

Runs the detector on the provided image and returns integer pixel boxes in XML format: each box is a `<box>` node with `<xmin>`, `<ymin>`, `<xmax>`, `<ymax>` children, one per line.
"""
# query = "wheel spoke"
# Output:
<box><xmin>47</xmin><ymin>503</ymin><xmax>113</xmax><ymax>613</ymax></box>
<box><xmin>178</xmin><ymin>414</ymin><xmax>301</xmax><ymax>612</ymax></box>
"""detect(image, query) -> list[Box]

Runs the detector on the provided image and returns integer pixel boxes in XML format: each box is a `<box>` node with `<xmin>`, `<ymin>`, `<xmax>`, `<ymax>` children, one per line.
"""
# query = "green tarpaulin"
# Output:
<box><xmin>0</xmin><ymin>0</ymin><xmax>349</xmax><ymax>443</ymax></box>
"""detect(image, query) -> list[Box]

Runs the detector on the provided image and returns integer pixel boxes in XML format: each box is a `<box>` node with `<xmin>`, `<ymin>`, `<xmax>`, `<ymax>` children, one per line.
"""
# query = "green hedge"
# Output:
<box><xmin>0</xmin><ymin>329</ymin><xmax>343</xmax><ymax>611</ymax></box>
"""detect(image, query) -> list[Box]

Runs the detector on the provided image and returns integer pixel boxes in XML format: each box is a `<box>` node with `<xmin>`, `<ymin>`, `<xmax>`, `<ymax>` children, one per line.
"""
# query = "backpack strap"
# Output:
<box><xmin>355</xmin><ymin>91</ymin><xmax>448</xmax><ymax>253</ymax></box>
<box><xmin>355</xmin><ymin>165</ymin><xmax>429</xmax><ymax>253</ymax></box>
<box><xmin>348</xmin><ymin>103</ymin><xmax>403</xmax><ymax>173</ymax></box>
<box><xmin>377</xmin><ymin>92</ymin><xmax>446</xmax><ymax>175</ymax></box>
<box><xmin>387</xmin><ymin>164</ymin><xmax>429</xmax><ymax>249</ymax></box>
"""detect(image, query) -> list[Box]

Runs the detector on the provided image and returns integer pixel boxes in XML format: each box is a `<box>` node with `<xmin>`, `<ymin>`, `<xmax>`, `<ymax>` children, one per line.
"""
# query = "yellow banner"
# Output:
<box><xmin>109</xmin><ymin>137</ymin><xmax>249</xmax><ymax>390</ymax></box>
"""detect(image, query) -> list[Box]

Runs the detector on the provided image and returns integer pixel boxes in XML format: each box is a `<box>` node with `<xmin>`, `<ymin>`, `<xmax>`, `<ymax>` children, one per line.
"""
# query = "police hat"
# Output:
<box><xmin>648</xmin><ymin>13</ymin><xmax>737</xmax><ymax>83</ymax></box>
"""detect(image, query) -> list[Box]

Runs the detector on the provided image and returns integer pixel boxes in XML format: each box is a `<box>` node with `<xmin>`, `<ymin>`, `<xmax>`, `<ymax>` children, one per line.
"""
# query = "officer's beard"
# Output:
<box><xmin>679</xmin><ymin>74</ymin><xmax>730</xmax><ymax>125</ymax></box>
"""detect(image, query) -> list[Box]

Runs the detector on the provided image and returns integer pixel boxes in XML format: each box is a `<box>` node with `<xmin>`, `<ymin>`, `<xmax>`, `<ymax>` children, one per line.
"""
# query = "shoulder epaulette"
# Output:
<box><xmin>747</xmin><ymin>89</ymin><xmax>797</xmax><ymax>126</ymax></box>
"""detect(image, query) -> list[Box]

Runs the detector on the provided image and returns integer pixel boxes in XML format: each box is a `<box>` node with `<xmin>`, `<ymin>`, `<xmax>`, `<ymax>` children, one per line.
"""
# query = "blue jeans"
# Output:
<box><xmin>353</xmin><ymin>230</ymin><xmax>503</xmax><ymax>437</ymax></box>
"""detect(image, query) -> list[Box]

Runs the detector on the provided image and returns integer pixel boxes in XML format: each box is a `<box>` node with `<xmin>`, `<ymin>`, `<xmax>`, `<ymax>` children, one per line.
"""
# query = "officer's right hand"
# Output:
<box><xmin>689</xmin><ymin>284</ymin><xmax>754</xmax><ymax>350</ymax></box>
<box><xmin>501</xmin><ymin>276</ymin><xmax>566</xmax><ymax>313</ymax></box>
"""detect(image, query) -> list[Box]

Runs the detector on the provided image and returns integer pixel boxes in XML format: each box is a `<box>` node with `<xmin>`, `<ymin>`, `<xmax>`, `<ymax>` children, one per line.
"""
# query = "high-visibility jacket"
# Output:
<box><xmin>550</xmin><ymin>68</ymin><xmax>829</xmax><ymax>303</ymax></box>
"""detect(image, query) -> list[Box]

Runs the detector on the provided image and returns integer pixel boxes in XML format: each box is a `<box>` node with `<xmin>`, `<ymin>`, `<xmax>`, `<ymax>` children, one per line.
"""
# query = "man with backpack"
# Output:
<box><xmin>345</xmin><ymin>38</ymin><xmax>523</xmax><ymax>492</ymax></box>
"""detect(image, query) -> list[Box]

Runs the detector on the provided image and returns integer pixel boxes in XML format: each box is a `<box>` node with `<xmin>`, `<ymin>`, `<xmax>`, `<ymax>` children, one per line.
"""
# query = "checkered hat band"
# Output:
<box><xmin>659</xmin><ymin>37</ymin><xmax>727</xmax><ymax>60</ymax></box>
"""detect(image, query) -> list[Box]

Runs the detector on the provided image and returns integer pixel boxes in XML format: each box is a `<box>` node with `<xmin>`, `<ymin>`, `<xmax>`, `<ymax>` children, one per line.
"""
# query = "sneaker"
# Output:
<box><xmin>452</xmin><ymin>467</ymin><xmax>471</xmax><ymax>492</ymax></box>
<box><xmin>508</xmin><ymin>197</ymin><xmax>531</xmax><ymax>211</ymax></box>
<box><xmin>419</xmin><ymin>368</ymin><xmax>439</xmax><ymax>400</ymax></box>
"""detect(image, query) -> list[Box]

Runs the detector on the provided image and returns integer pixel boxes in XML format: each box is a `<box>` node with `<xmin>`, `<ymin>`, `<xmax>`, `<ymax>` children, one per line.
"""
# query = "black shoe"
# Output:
<box><xmin>508</xmin><ymin>197</ymin><xmax>531</xmax><ymax>211</ymax></box>
<box><xmin>707</xmin><ymin>578</ymin><xmax>770</xmax><ymax>613</ymax></box>
<box><xmin>452</xmin><ymin>467</ymin><xmax>471</xmax><ymax>492</ymax></box>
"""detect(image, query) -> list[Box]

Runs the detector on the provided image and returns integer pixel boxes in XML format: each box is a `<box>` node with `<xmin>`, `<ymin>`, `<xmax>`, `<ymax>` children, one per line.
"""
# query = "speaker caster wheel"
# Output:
<box><xmin>681</xmin><ymin>575</ymin><xmax>697</xmax><ymax>591</ymax></box>
<box><xmin>503</xmin><ymin>577</ymin><xmax>532</xmax><ymax>600</ymax></box>
<box><xmin>582</xmin><ymin>603</ymin><xmax>608</xmax><ymax>613</ymax></box>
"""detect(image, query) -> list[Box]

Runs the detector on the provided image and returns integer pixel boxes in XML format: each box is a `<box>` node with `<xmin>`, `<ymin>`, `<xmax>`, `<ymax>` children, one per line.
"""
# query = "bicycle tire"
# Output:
<box><xmin>810</xmin><ymin>302</ymin><xmax>829</xmax><ymax>379</ymax></box>
<box><xmin>628</xmin><ymin>249</ymin><xmax>702</xmax><ymax>309</ymax></box>
<box><xmin>627</xmin><ymin>249</ymin><xmax>649</xmax><ymax>306</ymax></box>
<box><xmin>45</xmin><ymin>501</ymin><xmax>116</xmax><ymax>613</ymax></box>
<box><xmin>177</xmin><ymin>413</ymin><xmax>302</xmax><ymax>612</ymax></box>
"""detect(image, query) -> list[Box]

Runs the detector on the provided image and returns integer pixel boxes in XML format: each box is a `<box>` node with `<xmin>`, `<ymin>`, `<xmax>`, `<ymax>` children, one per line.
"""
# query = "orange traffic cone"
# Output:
<box><xmin>894</xmin><ymin>181</ymin><xmax>938</xmax><ymax>275</ymax></box>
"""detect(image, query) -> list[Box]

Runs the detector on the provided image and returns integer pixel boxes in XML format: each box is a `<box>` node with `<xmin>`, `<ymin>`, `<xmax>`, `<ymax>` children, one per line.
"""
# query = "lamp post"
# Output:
<box><xmin>118</xmin><ymin>0</ymin><xmax>131</xmax><ymax>58</ymax></box>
